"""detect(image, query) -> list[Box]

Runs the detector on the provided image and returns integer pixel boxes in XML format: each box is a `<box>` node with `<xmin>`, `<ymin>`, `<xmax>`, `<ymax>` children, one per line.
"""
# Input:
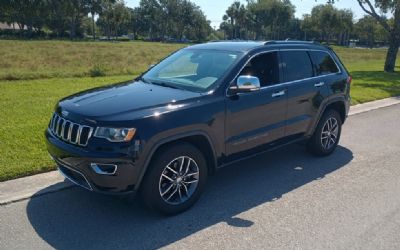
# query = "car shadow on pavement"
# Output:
<box><xmin>26</xmin><ymin>144</ymin><xmax>353</xmax><ymax>249</ymax></box>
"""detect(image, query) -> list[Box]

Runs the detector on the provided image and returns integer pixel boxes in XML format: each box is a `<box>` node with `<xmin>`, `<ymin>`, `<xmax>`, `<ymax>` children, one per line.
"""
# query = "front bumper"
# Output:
<box><xmin>45</xmin><ymin>129</ymin><xmax>141</xmax><ymax>194</ymax></box>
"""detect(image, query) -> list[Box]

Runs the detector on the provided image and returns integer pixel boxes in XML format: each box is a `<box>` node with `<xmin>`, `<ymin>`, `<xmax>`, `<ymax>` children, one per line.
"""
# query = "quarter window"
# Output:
<box><xmin>309</xmin><ymin>51</ymin><xmax>340</xmax><ymax>75</ymax></box>
<box><xmin>280</xmin><ymin>51</ymin><xmax>314</xmax><ymax>82</ymax></box>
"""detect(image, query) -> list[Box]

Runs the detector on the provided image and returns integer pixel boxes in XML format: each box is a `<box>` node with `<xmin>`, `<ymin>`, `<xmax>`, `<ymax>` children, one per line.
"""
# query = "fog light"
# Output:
<box><xmin>90</xmin><ymin>163</ymin><xmax>117</xmax><ymax>175</ymax></box>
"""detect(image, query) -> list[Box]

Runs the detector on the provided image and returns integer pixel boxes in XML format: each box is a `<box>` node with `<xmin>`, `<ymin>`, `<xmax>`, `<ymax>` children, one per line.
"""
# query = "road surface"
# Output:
<box><xmin>1</xmin><ymin>104</ymin><xmax>400</xmax><ymax>249</ymax></box>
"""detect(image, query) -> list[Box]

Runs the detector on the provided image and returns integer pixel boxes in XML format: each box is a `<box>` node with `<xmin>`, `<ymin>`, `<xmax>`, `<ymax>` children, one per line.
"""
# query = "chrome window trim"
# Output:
<box><xmin>226</xmin><ymin>48</ymin><xmax>342</xmax><ymax>96</ymax></box>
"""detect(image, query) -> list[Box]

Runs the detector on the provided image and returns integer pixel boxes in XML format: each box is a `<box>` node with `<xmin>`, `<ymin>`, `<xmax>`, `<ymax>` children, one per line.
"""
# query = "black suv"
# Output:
<box><xmin>46</xmin><ymin>41</ymin><xmax>351</xmax><ymax>214</ymax></box>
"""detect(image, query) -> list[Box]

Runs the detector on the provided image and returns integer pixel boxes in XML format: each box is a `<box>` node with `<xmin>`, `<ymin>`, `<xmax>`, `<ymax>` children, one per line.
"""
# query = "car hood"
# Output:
<box><xmin>57</xmin><ymin>80</ymin><xmax>202</xmax><ymax>123</ymax></box>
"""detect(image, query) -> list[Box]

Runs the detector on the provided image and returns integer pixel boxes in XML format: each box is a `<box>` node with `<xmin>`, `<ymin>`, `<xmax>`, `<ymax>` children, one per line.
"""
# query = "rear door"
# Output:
<box><xmin>280</xmin><ymin>50</ymin><xmax>328</xmax><ymax>136</ymax></box>
<box><xmin>309</xmin><ymin>50</ymin><xmax>345</xmax><ymax>95</ymax></box>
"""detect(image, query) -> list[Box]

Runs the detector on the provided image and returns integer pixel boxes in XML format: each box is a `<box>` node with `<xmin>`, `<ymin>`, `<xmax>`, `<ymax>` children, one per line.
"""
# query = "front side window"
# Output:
<box><xmin>309</xmin><ymin>51</ymin><xmax>340</xmax><ymax>76</ymax></box>
<box><xmin>239</xmin><ymin>52</ymin><xmax>280</xmax><ymax>87</ymax></box>
<box><xmin>143</xmin><ymin>49</ymin><xmax>242</xmax><ymax>92</ymax></box>
<box><xmin>280</xmin><ymin>51</ymin><xmax>313</xmax><ymax>82</ymax></box>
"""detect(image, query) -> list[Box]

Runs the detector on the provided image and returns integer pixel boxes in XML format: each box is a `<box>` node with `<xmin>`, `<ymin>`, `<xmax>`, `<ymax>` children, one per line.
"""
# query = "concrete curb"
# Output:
<box><xmin>1</xmin><ymin>96</ymin><xmax>399</xmax><ymax>206</ymax></box>
<box><xmin>349</xmin><ymin>96</ymin><xmax>400</xmax><ymax>116</ymax></box>
<box><xmin>0</xmin><ymin>171</ymin><xmax>72</xmax><ymax>205</ymax></box>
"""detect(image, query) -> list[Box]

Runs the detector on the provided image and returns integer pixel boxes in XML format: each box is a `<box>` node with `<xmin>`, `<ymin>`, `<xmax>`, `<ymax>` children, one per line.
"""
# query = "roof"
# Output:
<box><xmin>188</xmin><ymin>41</ymin><xmax>266</xmax><ymax>52</ymax></box>
<box><xmin>187</xmin><ymin>40</ymin><xmax>328</xmax><ymax>52</ymax></box>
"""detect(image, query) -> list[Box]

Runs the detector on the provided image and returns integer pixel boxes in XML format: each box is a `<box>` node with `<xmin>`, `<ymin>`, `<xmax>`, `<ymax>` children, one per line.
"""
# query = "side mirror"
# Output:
<box><xmin>230</xmin><ymin>75</ymin><xmax>261</xmax><ymax>94</ymax></box>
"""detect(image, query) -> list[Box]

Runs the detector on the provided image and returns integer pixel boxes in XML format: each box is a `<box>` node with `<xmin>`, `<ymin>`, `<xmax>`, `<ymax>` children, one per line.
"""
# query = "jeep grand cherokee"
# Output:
<box><xmin>46</xmin><ymin>41</ymin><xmax>351</xmax><ymax>214</ymax></box>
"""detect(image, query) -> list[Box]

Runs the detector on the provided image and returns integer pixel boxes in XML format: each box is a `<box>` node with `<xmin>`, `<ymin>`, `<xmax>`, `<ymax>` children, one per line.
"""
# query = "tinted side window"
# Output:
<box><xmin>309</xmin><ymin>51</ymin><xmax>339</xmax><ymax>75</ymax></box>
<box><xmin>239</xmin><ymin>52</ymin><xmax>280</xmax><ymax>87</ymax></box>
<box><xmin>280</xmin><ymin>51</ymin><xmax>313</xmax><ymax>82</ymax></box>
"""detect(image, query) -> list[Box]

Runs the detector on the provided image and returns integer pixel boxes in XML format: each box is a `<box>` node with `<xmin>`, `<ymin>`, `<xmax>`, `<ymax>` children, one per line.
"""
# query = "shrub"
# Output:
<box><xmin>89</xmin><ymin>64</ymin><xmax>106</xmax><ymax>77</ymax></box>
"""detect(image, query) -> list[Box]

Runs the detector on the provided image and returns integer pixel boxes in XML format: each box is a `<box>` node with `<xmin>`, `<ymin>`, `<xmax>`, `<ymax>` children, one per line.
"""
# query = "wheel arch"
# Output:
<box><xmin>325</xmin><ymin>101</ymin><xmax>346</xmax><ymax>123</ymax></box>
<box><xmin>135</xmin><ymin>131</ymin><xmax>217</xmax><ymax>190</ymax></box>
<box><xmin>308</xmin><ymin>97</ymin><xmax>347</xmax><ymax>137</ymax></box>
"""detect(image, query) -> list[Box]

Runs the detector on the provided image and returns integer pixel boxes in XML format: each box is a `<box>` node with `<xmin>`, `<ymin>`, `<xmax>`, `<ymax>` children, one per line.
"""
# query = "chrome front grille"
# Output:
<box><xmin>49</xmin><ymin>113</ymin><xmax>93</xmax><ymax>147</ymax></box>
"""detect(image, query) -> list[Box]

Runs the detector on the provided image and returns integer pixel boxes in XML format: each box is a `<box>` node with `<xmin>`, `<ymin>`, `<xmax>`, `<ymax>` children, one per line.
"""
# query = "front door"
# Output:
<box><xmin>225</xmin><ymin>51</ymin><xmax>288</xmax><ymax>161</ymax></box>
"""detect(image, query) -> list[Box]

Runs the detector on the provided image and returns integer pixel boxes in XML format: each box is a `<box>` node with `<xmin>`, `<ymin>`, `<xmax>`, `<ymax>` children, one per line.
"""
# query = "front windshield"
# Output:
<box><xmin>142</xmin><ymin>49</ymin><xmax>242</xmax><ymax>92</ymax></box>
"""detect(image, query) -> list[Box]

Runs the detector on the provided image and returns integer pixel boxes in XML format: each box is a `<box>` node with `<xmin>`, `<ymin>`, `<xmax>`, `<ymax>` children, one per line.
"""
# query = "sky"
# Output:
<box><xmin>125</xmin><ymin>0</ymin><xmax>367</xmax><ymax>28</ymax></box>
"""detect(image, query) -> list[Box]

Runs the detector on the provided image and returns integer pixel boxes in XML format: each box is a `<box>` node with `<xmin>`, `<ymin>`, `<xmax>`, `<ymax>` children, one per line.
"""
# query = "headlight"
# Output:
<box><xmin>94</xmin><ymin>127</ymin><xmax>136</xmax><ymax>142</ymax></box>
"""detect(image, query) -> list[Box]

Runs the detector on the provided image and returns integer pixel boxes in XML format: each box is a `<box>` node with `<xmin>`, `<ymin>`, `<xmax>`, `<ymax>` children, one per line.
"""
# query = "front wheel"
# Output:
<box><xmin>307</xmin><ymin>109</ymin><xmax>342</xmax><ymax>156</ymax></box>
<box><xmin>140</xmin><ymin>143</ymin><xmax>208</xmax><ymax>215</ymax></box>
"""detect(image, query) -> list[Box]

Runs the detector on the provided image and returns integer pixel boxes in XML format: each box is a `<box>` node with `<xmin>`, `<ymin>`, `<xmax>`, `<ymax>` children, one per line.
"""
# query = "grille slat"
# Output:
<box><xmin>53</xmin><ymin>115</ymin><xmax>59</xmax><ymax>132</ymax></box>
<box><xmin>49</xmin><ymin>113</ymin><xmax>93</xmax><ymax>147</ymax></box>
<box><xmin>67</xmin><ymin>123</ymin><xmax>72</xmax><ymax>141</ymax></box>
<box><xmin>56</xmin><ymin>118</ymin><xmax>62</xmax><ymax>136</ymax></box>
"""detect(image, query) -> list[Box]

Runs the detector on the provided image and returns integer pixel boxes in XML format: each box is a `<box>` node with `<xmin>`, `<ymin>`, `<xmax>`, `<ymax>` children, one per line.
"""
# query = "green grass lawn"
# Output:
<box><xmin>0</xmin><ymin>40</ymin><xmax>399</xmax><ymax>181</ymax></box>
<box><xmin>0</xmin><ymin>75</ymin><xmax>134</xmax><ymax>181</ymax></box>
<box><xmin>0</xmin><ymin>40</ymin><xmax>185</xmax><ymax>80</ymax></box>
<box><xmin>332</xmin><ymin>46</ymin><xmax>400</xmax><ymax>104</ymax></box>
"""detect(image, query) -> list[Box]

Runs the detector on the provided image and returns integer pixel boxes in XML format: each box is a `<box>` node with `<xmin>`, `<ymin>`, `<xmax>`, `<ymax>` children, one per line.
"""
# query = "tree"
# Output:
<box><xmin>0</xmin><ymin>1</ymin><xmax>11</xmax><ymax>24</ymax></box>
<box><xmin>136</xmin><ymin>0</ymin><xmax>163</xmax><ymax>40</ymax></box>
<box><xmin>44</xmin><ymin>0</ymin><xmax>89</xmax><ymax>38</ymax></box>
<box><xmin>87</xmin><ymin>0</ymin><xmax>105</xmax><ymax>40</ymax></box>
<box><xmin>336</xmin><ymin>9</ymin><xmax>353</xmax><ymax>46</ymax></box>
<box><xmin>187</xmin><ymin>5</ymin><xmax>212</xmax><ymax>42</ymax></box>
<box><xmin>46</xmin><ymin>0</ymin><xmax>70</xmax><ymax>37</ymax></box>
<box><xmin>301</xmin><ymin>14</ymin><xmax>314</xmax><ymax>40</ymax></box>
<box><xmin>66</xmin><ymin>0</ymin><xmax>90</xmax><ymax>39</ymax></box>
<box><xmin>300</xmin><ymin>4</ymin><xmax>353</xmax><ymax>44</ymax></box>
<box><xmin>6</xmin><ymin>0</ymin><xmax>46</xmax><ymax>34</ymax></box>
<box><xmin>310</xmin><ymin>4</ymin><xmax>340</xmax><ymax>42</ymax></box>
<box><xmin>223</xmin><ymin>1</ymin><xmax>247</xmax><ymax>39</ymax></box>
<box><xmin>221</xmin><ymin>0</ymin><xmax>296</xmax><ymax>40</ymax></box>
<box><xmin>97</xmin><ymin>0</ymin><xmax>130</xmax><ymax>39</ymax></box>
<box><xmin>133</xmin><ymin>0</ymin><xmax>211</xmax><ymax>41</ymax></box>
<box><xmin>328</xmin><ymin>0</ymin><xmax>399</xmax><ymax>72</ymax></box>
<box><xmin>355</xmin><ymin>15</ymin><xmax>389</xmax><ymax>47</ymax></box>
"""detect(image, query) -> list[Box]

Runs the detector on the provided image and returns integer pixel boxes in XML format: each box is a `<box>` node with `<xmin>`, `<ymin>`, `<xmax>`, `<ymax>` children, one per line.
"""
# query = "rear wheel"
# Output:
<box><xmin>307</xmin><ymin>109</ymin><xmax>342</xmax><ymax>156</ymax></box>
<box><xmin>140</xmin><ymin>143</ymin><xmax>207</xmax><ymax>215</ymax></box>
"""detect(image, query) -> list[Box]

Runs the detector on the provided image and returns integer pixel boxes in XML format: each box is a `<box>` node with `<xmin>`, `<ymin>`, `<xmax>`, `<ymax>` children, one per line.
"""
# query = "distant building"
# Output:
<box><xmin>0</xmin><ymin>22</ymin><xmax>28</xmax><ymax>30</ymax></box>
<box><xmin>349</xmin><ymin>39</ymin><xmax>359</xmax><ymax>48</ymax></box>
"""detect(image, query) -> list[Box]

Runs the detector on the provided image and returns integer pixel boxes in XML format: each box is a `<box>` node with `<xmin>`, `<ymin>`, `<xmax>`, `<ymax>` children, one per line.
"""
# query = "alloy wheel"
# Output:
<box><xmin>321</xmin><ymin>117</ymin><xmax>339</xmax><ymax>150</ymax></box>
<box><xmin>158</xmin><ymin>156</ymin><xmax>200</xmax><ymax>205</ymax></box>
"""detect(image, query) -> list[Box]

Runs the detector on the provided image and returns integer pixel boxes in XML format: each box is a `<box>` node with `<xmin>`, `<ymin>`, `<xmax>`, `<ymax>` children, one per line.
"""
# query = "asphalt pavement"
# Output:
<box><xmin>0</xmin><ymin>104</ymin><xmax>399</xmax><ymax>250</ymax></box>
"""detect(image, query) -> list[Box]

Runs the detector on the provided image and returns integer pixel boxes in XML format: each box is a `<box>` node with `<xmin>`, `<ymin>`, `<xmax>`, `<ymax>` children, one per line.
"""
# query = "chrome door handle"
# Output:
<box><xmin>272</xmin><ymin>90</ymin><xmax>286</xmax><ymax>98</ymax></box>
<box><xmin>314</xmin><ymin>82</ymin><xmax>325</xmax><ymax>87</ymax></box>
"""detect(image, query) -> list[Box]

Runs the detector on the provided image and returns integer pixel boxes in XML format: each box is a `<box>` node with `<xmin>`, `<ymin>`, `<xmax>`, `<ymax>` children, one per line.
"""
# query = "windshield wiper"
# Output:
<box><xmin>139</xmin><ymin>77</ymin><xmax>186</xmax><ymax>91</ymax></box>
<box><xmin>154</xmin><ymin>82</ymin><xmax>179</xmax><ymax>89</ymax></box>
<box><xmin>138</xmin><ymin>76</ymin><xmax>152</xmax><ymax>85</ymax></box>
<box><xmin>150</xmin><ymin>81</ymin><xmax>183</xmax><ymax>90</ymax></box>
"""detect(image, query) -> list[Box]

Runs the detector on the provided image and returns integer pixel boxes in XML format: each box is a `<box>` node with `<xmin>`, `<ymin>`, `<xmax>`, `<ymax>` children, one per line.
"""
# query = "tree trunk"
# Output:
<box><xmin>107</xmin><ymin>20</ymin><xmax>111</xmax><ymax>40</ymax></box>
<box><xmin>384</xmin><ymin>35</ymin><xmax>399</xmax><ymax>72</ymax></box>
<box><xmin>91</xmin><ymin>12</ymin><xmax>96</xmax><ymax>40</ymax></box>
<box><xmin>70</xmin><ymin>11</ymin><xmax>77</xmax><ymax>40</ymax></box>
<box><xmin>70</xmin><ymin>21</ymin><xmax>76</xmax><ymax>39</ymax></box>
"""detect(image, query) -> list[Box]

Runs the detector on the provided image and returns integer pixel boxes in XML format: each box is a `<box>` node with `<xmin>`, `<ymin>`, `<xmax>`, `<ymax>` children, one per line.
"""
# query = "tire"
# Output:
<box><xmin>139</xmin><ymin>143</ymin><xmax>208</xmax><ymax>215</ymax></box>
<box><xmin>307</xmin><ymin>109</ymin><xmax>342</xmax><ymax>156</ymax></box>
